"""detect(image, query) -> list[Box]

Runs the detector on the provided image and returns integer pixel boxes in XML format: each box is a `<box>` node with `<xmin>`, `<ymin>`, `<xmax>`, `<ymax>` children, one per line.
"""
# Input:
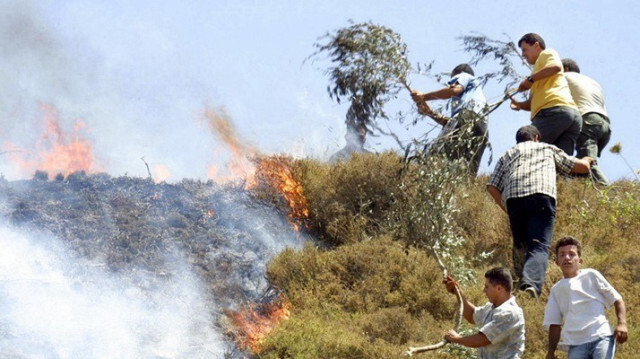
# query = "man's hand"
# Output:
<box><xmin>444</xmin><ymin>329</ymin><xmax>462</xmax><ymax>343</ymax></box>
<box><xmin>509</xmin><ymin>92</ymin><xmax>521</xmax><ymax>111</ymax></box>
<box><xmin>443</xmin><ymin>275</ymin><xmax>459</xmax><ymax>294</ymax></box>
<box><xmin>517</xmin><ymin>77</ymin><xmax>533</xmax><ymax>92</ymax></box>
<box><xmin>581</xmin><ymin>156</ymin><xmax>596</xmax><ymax>166</ymax></box>
<box><xmin>410</xmin><ymin>89</ymin><xmax>425</xmax><ymax>102</ymax></box>
<box><xmin>614</xmin><ymin>322</ymin><xmax>628</xmax><ymax>344</ymax></box>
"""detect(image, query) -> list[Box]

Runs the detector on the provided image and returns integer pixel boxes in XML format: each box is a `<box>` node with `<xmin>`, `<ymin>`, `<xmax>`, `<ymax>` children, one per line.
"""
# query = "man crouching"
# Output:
<box><xmin>444</xmin><ymin>267</ymin><xmax>525</xmax><ymax>358</ymax></box>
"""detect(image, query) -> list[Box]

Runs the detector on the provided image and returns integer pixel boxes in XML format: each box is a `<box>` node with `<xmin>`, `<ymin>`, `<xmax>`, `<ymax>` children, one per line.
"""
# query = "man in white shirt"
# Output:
<box><xmin>562</xmin><ymin>59</ymin><xmax>611</xmax><ymax>185</ymax></box>
<box><xmin>443</xmin><ymin>267</ymin><xmax>525</xmax><ymax>358</ymax></box>
<box><xmin>543</xmin><ymin>237</ymin><xmax>628</xmax><ymax>358</ymax></box>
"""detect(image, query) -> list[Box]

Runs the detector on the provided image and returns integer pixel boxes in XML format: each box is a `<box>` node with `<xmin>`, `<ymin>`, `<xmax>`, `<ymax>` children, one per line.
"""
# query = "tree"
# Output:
<box><xmin>310</xmin><ymin>22</ymin><xmax>411</xmax><ymax>146</ymax></box>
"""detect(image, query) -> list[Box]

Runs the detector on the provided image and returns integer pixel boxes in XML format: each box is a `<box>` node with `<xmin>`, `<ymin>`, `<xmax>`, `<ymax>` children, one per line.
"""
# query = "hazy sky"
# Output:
<box><xmin>0</xmin><ymin>0</ymin><xmax>638</xmax><ymax>181</ymax></box>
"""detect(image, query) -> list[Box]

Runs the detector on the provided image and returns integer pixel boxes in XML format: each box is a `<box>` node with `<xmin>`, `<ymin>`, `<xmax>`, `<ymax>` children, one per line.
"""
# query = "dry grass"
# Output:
<box><xmin>262</xmin><ymin>153</ymin><xmax>640</xmax><ymax>358</ymax></box>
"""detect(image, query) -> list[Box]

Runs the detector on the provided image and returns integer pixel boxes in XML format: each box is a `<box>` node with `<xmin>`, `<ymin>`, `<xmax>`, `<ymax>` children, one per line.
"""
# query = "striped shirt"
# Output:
<box><xmin>488</xmin><ymin>141</ymin><xmax>577</xmax><ymax>204</ymax></box>
<box><xmin>474</xmin><ymin>296</ymin><xmax>526</xmax><ymax>359</ymax></box>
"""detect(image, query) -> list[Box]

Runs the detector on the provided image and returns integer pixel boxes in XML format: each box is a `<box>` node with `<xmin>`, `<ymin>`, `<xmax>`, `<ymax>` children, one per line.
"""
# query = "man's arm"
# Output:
<box><xmin>510</xmin><ymin>97</ymin><xmax>532</xmax><ymax>112</ymax></box>
<box><xmin>444</xmin><ymin>330</ymin><xmax>491</xmax><ymax>348</ymax></box>
<box><xmin>412</xmin><ymin>85</ymin><xmax>463</xmax><ymax>102</ymax></box>
<box><xmin>487</xmin><ymin>185</ymin><xmax>507</xmax><ymax>213</ymax></box>
<box><xmin>546</xmin><ymin>324</ymin><xmax>561</xmax><ymax>359</ymax></box>
<box><xmin>415</xmin><ymin>100</ymin><xmax>450</xmax><ymax>126</ymax></box>
<box><xmin>517</xmin><ymin>63</ymin><xmax>562</xmax><ymax>92</ymax></box>
<box><xmin>614</xmin><ymin>299</ymin><xmax>628</xmax><ymax>344</ymax></box>
<box><xmin>570</xmin><ymin>156</ymin><xmax>594</xmax><ymax>174</ymax></box>
<box><xmin>443</xmin><ymin>276</ymin><xmax>476</xmax><ymax>324</ymax></box>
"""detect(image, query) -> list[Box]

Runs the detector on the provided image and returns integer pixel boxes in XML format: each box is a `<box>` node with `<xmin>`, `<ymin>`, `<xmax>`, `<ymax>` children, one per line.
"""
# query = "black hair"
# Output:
<box><xmin>451</xmin><ymin>63</ymin><xmax>474</xmax><ymax>76</ymax></box>
<box><xmin>518</xmin><ymin>33</ymin><xmax>546</xmax><ymax>50</ymax></box>
<box><xmin>562</xmin><ymin>58</ymin><xmax>581</xmax><ymax>73</ymax></box>
<box><xmin>485</xmin><ymin>267</ymin><xmax>513</xmax><ymax>292</ymax></box>
<box><xmin>515</xmin><ymin>125</ymin><xmax>541</xmax><ymax>143</ymax></box>
<box><xmin>555</xmin><ymin>236</ymin><xmax>582</xmax><ymax>257</ymax></box>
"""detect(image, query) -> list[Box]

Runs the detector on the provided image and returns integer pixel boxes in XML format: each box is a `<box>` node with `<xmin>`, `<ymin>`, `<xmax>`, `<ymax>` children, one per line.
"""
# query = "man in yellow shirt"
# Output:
<box><xmin>509</xmin><ymin>33</ymin><xmax>582</xmax><ymax>155</ymax></box>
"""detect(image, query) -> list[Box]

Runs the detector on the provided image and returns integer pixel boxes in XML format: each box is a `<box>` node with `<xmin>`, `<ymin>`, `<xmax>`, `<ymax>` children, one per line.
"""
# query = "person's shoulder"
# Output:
<box><xmin>579</xmin><ymin>268</ymin><xmax>605</xmax><ymax>279</ymax></box>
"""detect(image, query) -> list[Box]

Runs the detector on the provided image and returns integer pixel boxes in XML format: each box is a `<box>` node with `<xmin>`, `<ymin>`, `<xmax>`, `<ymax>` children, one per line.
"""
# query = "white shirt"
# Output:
<box><xmin>473</xmin><ymin>296</ymin><xmax>525</xmax><ymax>359</ymax></box>
<box><xmin>564</xmin><ymin>72</ymin><xmax>608</xmax><ymax>117</ymax></box>
<box><xmin>543</xmin><ymin>268</ymin><xmax>622</xmax><ymax>349</ymax></box>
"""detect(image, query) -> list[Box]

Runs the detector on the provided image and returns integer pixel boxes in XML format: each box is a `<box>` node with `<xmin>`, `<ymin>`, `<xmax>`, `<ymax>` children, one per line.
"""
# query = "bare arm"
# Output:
<box><xmin>444</xmin><ymin>276</ymin><xmax>476</xmax><ymax>324</ymax></box>
<box><xmin>412</xmin><ymin>85</ymin><xmax>463</xmax><ymax>101</ymax></box>
<box><xmin>533</xmin><ymin>64</ymin><xmax>562</xmax><ymax>81</ymax></box>
<box><xmin>614</xmin><ymin>299</ymin><xmax>628</xmax><ymax>344</ymax></box>
<box><xmin>510</xmin><ymin>97</ymin><xmax>532</xmax><ymax>112</ymax></box>
<box><xmin>570</xmin><ymin>157</ymin><xmax>594</xmax><ymax>174</ymax></box>
<box><xmin>517</xmin><ymin>64</ymin><xmax>562</xmax><ymax>92</ymax></box>
<box><xmin>445</xmin><ymin>330</ymin><xmax>491</xmax><ymax>348</ymax></box>
<box><xmin>415</xmin><ymin>100</ymin><xmax>450</xmax><ymax>126</ymax></box>
<box><xmin>487</xmin><ymin>185</ymin><xmax>506</xmax><ymax>213</ymax></box>
<box><xmin>546</xmin><ymin>324</ymin><xmax>561</xmax><ymax>359</ymax></box>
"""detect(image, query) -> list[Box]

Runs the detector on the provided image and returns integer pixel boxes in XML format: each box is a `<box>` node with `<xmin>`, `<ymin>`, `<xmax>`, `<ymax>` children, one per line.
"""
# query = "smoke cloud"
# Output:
<box><xmin>0</xmin><ymin>222</ymin><xmax>230</xmax><ymax>358</ymax></box>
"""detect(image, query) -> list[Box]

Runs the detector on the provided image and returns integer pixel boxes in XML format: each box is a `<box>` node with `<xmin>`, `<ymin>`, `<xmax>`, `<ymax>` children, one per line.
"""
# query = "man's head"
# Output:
<box><xmin>518</xmin><ymin>33</ymin><xmax>546</xmax><ymax>65</ymax></box>
<box><xmin>483</xmin><ymin>267</ymin><xmax>513</xmax><ymax>304</ymax></box>
<box><xmin>554</xmin><ymin>236</ymin><xmax>583</xmax><ymax>278</ymax></box>
<box><xmin>451</xmin><ymin>63</ymin><xmax>474</xmax><ymax>77</ymax></box>
<box><xmin>515</xmin><ymin>125</ymin><xmax>541</xmax><ymax>143</ymax></box>
<box><xmin>562</xmin><ymin>58</ymin><xmax>581</xmax><ymax>73</ymax></box>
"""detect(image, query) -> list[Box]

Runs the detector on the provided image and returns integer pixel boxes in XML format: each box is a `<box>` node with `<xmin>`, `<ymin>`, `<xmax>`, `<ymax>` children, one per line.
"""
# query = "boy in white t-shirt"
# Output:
<box><xmin>543</xmin><ymin>237</ymin><xmax>628</xmax><ymax>359</ymax></box>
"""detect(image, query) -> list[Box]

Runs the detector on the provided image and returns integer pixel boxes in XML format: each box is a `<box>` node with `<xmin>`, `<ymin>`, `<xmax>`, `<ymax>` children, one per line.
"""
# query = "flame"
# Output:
<box><xmin>153</xmin><ymin>164</ymin><xmax>171</xmax><ymax>183</ymax></box>
<box><xmin>249</xmin><ymin>156</ymin><xmax>309</xmax><ymax>231</ymax></box>
<box><xmin>5</xmin><ymin>104</ymin><xmax>99</xmax><ymax>178</ymax></box>
<box><xmin>204</xmin><ymin>107</ymin><xmax>257</xmax><ymax>184</ymax></box>
<box><xmin>226</xmin><ymin>298</ymin><xmax>291</xmax><ymax>353</ymax></box>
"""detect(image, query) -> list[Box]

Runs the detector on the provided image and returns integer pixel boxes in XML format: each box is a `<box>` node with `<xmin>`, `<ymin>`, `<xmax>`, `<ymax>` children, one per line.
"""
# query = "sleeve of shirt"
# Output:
<box><xmin>537</xmin><ymin>49</ymin><xmax>562</xmax><ymax>70</ymax></box>
<box><xmin>478</xmin><ymin>309</ymin><xmax>521</xmax><ymax>344</ymax></box>
<box><xmin>473</xmin><ymin>303</ymin><xmax>490</xmax><ymax>328</ymax></box>
<box><xmin>543</xmin><ymin>290</ymin><xmax>563</xmax><ymax>328</ymax></box>
<box><xmin>448</xmin><ymin>73</ymin><xmax>470</xmax><ymax>89</ymax></box>
<box><xmin>552</xmin><ymin>146</ymin><xmax>578</xmax><ymax>175</ymax></box>
<box><xmin>488</xmin><ymin>157</ymin><xmax>506</xmax><ymax>191</ymax></box>
<box><xmin>592</xmin><ymin>270</ymin><xmax>623</xmax><ymax>308</ymax></box>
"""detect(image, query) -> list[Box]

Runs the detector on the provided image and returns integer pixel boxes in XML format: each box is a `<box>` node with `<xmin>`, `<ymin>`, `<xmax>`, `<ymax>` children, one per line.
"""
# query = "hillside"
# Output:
<box><xmin>261</xmin><ymin>152</ymin><xmax>639</xmax><ymax>359</ymax></box>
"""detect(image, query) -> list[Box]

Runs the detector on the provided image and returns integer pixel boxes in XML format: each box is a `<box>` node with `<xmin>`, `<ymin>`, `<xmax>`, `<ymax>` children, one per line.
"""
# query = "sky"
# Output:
<box><xmin>0</xmin><ymin>0</ymin><xmax>638</xmax><ymax>182</ymax></box>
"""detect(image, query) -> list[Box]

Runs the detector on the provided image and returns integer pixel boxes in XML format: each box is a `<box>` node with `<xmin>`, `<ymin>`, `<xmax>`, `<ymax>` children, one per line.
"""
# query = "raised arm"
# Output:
<box><xmin>443</xmin><ymin>276</ymin><xmax>476</xmax><ymax>324</ymax></box>
<box><xmin>412</xmin><ymin>84</ymin><xmax>463</xmax><ymax>102</ymax></box>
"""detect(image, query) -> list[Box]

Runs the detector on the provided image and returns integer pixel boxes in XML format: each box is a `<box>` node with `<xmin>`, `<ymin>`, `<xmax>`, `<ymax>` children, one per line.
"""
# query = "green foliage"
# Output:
<box><xmin>458</xmin><ymin>32</ymin><xmax>530</xmax><ymax>90</ymax></box>
<box><xmin>311</xmin><ymin>22</ymin><xmax>411</xmax><ymax>136</ymax></box>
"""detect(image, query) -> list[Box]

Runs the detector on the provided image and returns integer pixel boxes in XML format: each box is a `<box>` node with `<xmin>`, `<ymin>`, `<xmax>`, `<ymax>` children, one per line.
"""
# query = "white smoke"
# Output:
<box><xmin>0</xmin><ymin>223</ymin><xmax>229</xmax><ymax>358</ymax></box>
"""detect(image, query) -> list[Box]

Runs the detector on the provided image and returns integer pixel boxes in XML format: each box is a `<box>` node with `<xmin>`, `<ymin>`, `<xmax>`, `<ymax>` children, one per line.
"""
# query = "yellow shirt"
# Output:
<box><xmin>530</xmin><ymin>49</ymin><xmax>577</xmax><ymax>119</ymax></box>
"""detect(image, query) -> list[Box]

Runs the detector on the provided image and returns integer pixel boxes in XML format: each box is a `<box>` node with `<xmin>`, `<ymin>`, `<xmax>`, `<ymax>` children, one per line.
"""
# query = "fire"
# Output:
<box><xmin>153</xmin><ymin>164</ymin><xmax>171</xmax><ymax>183</ymax></box>
<box><xmin>5</xmin><ymin>104</ymin><xmax>99</xmax><ymax>178</ymax></box>
<box><xmin>250</xmin><ymin>156</ymin><xmax>310</xmax><ymax>231</ymax></box>
<box><xmin>226</xmin><ymin>298</ymin><xmax>291</xmax><ymax>353</ymax></box>
<box><xmin>204</xmin><ymin>107</ymin><xmax>256</xmax><ymax>184</ymax></box>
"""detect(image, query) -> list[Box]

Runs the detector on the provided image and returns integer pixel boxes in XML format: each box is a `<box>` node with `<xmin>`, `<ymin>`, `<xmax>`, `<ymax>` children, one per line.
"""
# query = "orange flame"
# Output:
<box><xmin>226</xmin><ymin>298</ymin><xmax>291</xmax><ymax>353</ymax></box>
<box><xmin>153</xmin><ymin>164</ymin><xmax>171</xmax><ymax>183</ymax></box>
<box><xmin>249</xmin><ymin>156</ymin><xmax>309</xmax><ymax>231</ymax></box>
<box><xmin>5</xmin><ymin>104</ymin><xmax>99</xmax><ymax>178</ymax></box>
<box><xmin>204</xmin><ymin>107</ymin><xmax>257</xmax><ymax>184</ymax></box>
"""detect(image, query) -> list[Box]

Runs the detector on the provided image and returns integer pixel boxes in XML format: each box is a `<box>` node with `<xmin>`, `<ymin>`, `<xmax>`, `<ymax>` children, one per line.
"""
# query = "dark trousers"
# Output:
<box><xmin>506</xmin><ymin>194</ymin><xmax>556</xmax><ymax>294</ymax></box>
<box><xmin>533</xmin><ymin>106</ymin><xmax>582</xmax><ymax>155</ymax></box>
<box><xmin>576</xmin><ymin>112</ymin><xmax>611</xmax><ymax>184</ymax></box>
